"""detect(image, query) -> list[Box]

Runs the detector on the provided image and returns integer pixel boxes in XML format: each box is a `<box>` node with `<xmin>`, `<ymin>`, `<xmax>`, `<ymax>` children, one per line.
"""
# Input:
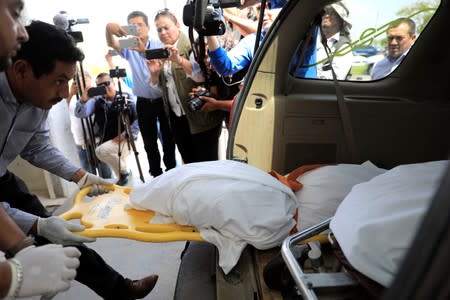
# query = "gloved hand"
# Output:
<box><xmin>37</xmin><ymin>216</ymin><xmax>96</xmax><ymax>245</ymax></box>
<box><xmin>77</xmin><ymin>172</ymin><xmax>114</xmax><ymax>196</ymax></box>
<box><xmin>7</xmin><ymin>244</ymin><xmax>80</xmax><ymax>298</ymax></box>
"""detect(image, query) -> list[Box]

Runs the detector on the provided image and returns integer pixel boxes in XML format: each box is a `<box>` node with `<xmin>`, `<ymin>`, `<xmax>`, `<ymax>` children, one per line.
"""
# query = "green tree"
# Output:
<box><xmin>396</xmin><ymin>0</ymin><xmax>439</xmax><ymax>33</ymax></box>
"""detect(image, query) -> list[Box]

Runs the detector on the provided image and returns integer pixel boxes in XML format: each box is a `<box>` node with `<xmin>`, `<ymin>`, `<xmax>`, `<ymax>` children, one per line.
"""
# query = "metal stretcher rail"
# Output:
<box><xmin>281</xmin><ymin>218</ymin><xmax>332</xmax><ymax>300</ymax></box>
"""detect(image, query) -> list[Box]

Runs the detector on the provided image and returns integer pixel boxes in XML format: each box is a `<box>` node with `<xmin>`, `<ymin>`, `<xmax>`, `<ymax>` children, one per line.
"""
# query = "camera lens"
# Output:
<box><xmin>188</xmin><ymin>98</ymin><xmax>204</xmax><ymax>112</ymax></box>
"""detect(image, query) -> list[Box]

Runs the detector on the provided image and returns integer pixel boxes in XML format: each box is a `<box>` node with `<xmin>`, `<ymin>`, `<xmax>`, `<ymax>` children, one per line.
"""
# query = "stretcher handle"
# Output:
<box><xmin>281</xmin><ymin>218</ymin><xmax>332</xmax><ymax>300</ymax></box>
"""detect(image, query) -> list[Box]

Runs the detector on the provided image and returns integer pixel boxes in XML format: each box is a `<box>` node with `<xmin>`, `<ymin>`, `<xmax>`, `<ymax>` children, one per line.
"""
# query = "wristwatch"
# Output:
<box><xmin>5</xmin><ymin>236</ymin><xmax>36</xmax><ymax>258</ymax></box>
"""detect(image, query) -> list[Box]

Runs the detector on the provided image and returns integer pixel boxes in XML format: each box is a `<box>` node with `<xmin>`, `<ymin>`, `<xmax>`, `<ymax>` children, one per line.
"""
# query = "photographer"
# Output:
<box><xmin>75</xmin><ymin>72</ymin><xmax>139</xmax><ymax>186</ymax></box>
<box><xmin>66</xmin><ymin>71</ymin><xmax>113</xmax><ymax>179</ymax></box>
<box><xmin>206</xmin><ymin>5</ymin><xmax>279</xmax><ymax>76</ymax></box>
<box><xmin>106</xmin><ymin>11</ymin><xmax>176</xmax><ymax>178</ymax></box>
<box><xmin>148</xmin><ymin>9</ymin><xmax>224</xmax><ymax>163</ymax></box>
<box><xmin>189</xmin><ymin>39</ymin><xmax>245</xmax><ymax>125</ymax></box>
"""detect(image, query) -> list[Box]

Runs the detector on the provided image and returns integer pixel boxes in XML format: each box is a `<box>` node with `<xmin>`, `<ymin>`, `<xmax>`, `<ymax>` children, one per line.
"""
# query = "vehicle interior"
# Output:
<box><xmin>229</xmin><ymin>0</ymin><xmax>449</xmax><ymax>173</ymax></box>
<box><xmin>175</xmin><ymin>0</ymin><xmax>450</xmax><ymax>299</ymax></box>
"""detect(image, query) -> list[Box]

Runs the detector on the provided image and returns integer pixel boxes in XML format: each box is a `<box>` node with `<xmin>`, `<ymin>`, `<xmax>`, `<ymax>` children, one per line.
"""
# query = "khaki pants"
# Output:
<box><xmin>95</xmin><ymin>139</ymin><xmax>130</xmax><ymax>177</ymax></box>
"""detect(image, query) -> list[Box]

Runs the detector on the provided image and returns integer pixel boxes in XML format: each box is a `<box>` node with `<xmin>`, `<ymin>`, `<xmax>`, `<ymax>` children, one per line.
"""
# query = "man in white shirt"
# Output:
<box><xmin>293</xmin><ymin>1</ymin><xmax>353</xmax><ymax>80</ymax></box>
<box><xmin>315</xmin><ymin>1</ymin><xmax>353</xmax><ymax>80</ymax></box>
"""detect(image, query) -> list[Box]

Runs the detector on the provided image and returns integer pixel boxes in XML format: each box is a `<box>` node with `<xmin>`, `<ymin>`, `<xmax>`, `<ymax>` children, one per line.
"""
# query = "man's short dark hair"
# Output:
<box><xmin>127</xmin><ymin>11</ymin><xmax>149</xmax><ymax>26</ymax></box>
<box><xmin>13</xmin><ymin>20</ymin><xmax>84</xmax><ymax>78</ymax></box>
<box><xmin>96</xmin><ymin>72</ymin><xmax>109</xmax><ymax>80</ymax></box>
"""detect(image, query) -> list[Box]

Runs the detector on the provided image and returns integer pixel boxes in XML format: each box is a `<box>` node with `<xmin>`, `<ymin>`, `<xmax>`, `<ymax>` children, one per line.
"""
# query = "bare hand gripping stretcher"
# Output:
<box><xmin>60</xmin><ymin>185</ymin><xmax>202</xmax><ymax>242</ymax></box>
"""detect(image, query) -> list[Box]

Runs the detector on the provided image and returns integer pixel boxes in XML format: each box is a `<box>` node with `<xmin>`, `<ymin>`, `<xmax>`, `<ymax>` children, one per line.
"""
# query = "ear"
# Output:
<box><xmin>12</xmin><ymin>60</ymin><xmax>32</xmax><ymax>79</ymax></box>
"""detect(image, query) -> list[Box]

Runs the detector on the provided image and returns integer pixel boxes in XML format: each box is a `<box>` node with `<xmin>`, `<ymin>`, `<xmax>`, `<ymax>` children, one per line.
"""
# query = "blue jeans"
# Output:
<box><xmin>77</xmin><ymin>146</ymin><xmax>113</xmax><ymax>178</ymax></box>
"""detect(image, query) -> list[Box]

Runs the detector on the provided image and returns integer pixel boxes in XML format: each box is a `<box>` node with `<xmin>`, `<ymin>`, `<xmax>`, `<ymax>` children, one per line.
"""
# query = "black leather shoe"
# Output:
<box><xmin>126</xmin><ymin>274</ymin><xmax>159</xmax><ymax>299</ymax></box>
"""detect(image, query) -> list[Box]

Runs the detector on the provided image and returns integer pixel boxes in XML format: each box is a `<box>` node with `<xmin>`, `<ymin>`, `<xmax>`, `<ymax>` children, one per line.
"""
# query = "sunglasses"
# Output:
<box><xmin>97</xmin><ymin>81</ymin><xmax>111</xmax><ymax>87</ymax></box>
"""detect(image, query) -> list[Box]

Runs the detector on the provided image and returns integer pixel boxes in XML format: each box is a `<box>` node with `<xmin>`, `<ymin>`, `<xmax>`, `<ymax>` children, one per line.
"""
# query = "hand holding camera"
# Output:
<box><xmin>188</xmin><ymin>88</ymin><xmax>211</xmax><ymax>112</ymax></box>
<box><xmin>189</xmin><ymin>85</ymin><xmax>234</xmax><ymax>112</ymax></box>
<box><xmin>106</xmin><ymin>23</ymin><xmax>128</xmax><ymax>37</ymax></box>
<box><xmin>146</xmin><ymin>59</ymin><xmax>163</xmax><ymax>79</ymax></box>
<box><xmin>145</xmin><ymin>48</ymin><xmax>171</xmax><ymax>60</ymax></box>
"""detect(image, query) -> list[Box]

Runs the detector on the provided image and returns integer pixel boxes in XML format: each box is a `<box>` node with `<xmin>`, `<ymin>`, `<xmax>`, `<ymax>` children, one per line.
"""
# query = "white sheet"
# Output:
<box><xmin>129</xmin><ymin>160</ymin><xmax>298</xmax><ymax>274</ymax></box>
<box><xmin>330</xmin><ymin>160</ymin><xmax>448</xmax><ymax>287</ymax></box>
<box><xmin>295</xmin><ymin>161</ymin><xmax>386</xmax><ymax>231</ymax></box>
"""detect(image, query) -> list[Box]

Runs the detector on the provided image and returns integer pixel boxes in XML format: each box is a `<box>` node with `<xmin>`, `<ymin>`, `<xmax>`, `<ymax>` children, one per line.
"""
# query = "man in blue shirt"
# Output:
<box><xmin>106</xmin><ymin>11</ymin><xmax>176</xmax><ymax>178</ymax></box>
<box><xmin>207</xmin><ymin>6</ymin><xmax>278</xmax><ymax>76</ymax></box>
<box><xmin>371</xmin><ymin>18</ymin><xmax>416</xmax><ymax>80</ymax></box>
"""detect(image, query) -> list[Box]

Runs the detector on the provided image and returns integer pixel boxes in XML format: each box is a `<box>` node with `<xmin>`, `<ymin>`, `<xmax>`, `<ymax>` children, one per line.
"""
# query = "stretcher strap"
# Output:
<box><xmin>271</xmin><ymin>164</ymin><xmax>328</xmax><ymax>235</ymax></box>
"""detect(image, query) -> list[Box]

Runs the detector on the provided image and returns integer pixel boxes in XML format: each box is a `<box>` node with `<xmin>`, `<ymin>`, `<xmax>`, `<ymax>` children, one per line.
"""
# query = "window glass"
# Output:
<box><xmin>290</xmin><ymin>0</ymin><xmax>439</xmax><ymax>81</ymax></box>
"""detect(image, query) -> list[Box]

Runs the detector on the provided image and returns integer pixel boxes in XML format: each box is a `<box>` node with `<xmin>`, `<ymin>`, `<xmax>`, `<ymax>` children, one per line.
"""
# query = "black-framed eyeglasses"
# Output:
<box><xmin>97</xmin><ymin>81</ymin><xmax>111</xmax><ymax>87</ymax></box>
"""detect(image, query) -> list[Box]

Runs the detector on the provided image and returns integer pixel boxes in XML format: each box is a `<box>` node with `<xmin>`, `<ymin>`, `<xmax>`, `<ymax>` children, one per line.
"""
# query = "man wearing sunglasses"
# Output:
<box><xmin>75</xmin><ymin>73</ymin><xmax>139</xmax><ymax>186</ymax></box>
<box><xmin>371</xmin><ymin>18</ymin><xmax>416</xmax><ymax>80</ymax></box>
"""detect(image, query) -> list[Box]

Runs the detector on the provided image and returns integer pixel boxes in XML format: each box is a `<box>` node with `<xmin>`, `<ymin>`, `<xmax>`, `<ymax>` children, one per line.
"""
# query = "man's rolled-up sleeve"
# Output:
<box><xmin>1</xmin><ymin>202</ymin><xmax>38</xmax><ymax>234</ymax></box>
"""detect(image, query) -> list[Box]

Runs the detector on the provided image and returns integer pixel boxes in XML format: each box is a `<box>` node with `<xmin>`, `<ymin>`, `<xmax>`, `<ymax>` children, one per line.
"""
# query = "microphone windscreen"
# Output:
<box><xmin>53</xmin><ymin>14</ymin><xmax>69</xmax><ymax>30</ymax></box>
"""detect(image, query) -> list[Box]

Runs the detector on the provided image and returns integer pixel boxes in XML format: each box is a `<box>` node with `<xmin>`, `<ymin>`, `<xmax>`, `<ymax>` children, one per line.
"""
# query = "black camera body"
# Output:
<box><xmin>87</xmin><ymin>85</ymin><xmax>107</xmax><ymax>98</ymax></box>
<box><xmin>183</xmin><ymin>0</ymin><xmax>240</xmax><ymax>36</ymax></box>
<box><xmin>188</xmin><ymin>89</ymin><xmax>211</xmax><ymax>112</ymax></box>
<box><xmin>109</xmin><ymin>68</ymin><xmax>127</xmax><ymax>78</ymax></box>
<box><xmin>145</xmin><ymin>48</ymin><xmax>171</xmax><ymax>60</ymax></box>
<box><xmin>111</xmin><ymin>94</ymin><xmax>129</xmax><ymax>112</ymax></box>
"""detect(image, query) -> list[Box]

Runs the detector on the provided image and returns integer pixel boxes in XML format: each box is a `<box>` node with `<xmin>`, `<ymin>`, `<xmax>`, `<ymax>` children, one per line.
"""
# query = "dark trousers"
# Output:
<box><xmin>0</xmin><ymin>171</ymin><xmax>130</xmax><ymax>299</ymax></box>
<box><xmin>169</xmin><ymin>111</ymin><xmax>222</xmax><ymax>163</ymax></box>
<box><xmin>137</xmin><ymin>97</ymin><xmax>176</xmax><ymax>177</ymax></box>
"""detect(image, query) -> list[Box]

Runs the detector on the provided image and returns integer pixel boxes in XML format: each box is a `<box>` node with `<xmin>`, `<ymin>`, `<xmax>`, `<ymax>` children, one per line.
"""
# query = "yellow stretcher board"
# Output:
<box><xmin>60</xmin><ymin>185</ymin><xmax>202</xmax><ymax>242</ymax></box>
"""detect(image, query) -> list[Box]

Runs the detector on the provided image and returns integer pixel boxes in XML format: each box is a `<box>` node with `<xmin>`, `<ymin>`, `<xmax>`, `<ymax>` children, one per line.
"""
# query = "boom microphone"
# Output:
<box><xmin>53</xmin><ymin>11</ymin><xmax>90</xmax><ymax>31</ymax></box>
<box><xmin>53</xmin><ymin>12</ymin><xmax>69</xmax><ymax>31</ymax></box>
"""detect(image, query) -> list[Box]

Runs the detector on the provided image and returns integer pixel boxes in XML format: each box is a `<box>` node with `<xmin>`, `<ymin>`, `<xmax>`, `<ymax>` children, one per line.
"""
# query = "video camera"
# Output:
<box><xmin>183</xmin><ymin>0</ymin><xmax>241</xmax><ymax>36</ymax></box>
<box><xmin>53</xmin><ymin>11</ymin><xmax>89</xmax><ymax>43</ymax></box>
